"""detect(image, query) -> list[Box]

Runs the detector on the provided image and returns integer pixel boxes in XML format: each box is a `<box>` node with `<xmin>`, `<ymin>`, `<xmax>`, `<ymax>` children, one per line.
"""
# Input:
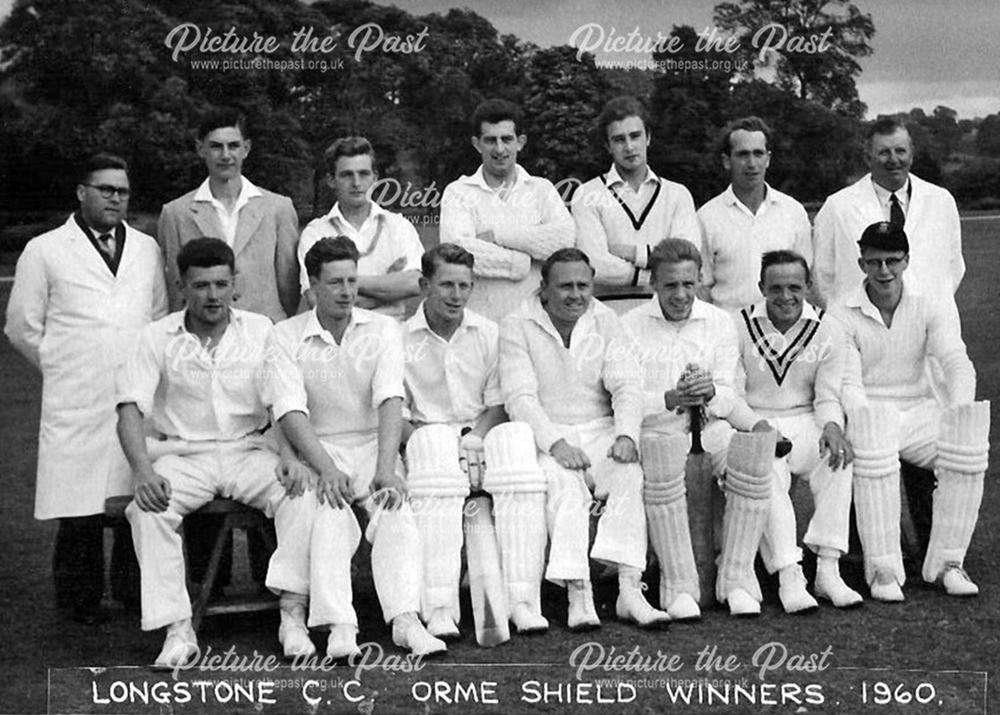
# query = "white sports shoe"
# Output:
<box><xmin>666</xmin><ymin>593</ymin><xmax>702</xmax><ymax>622</ymax></box>
<box><xmin>426</xmin><ymin>607</ymin><xmax>460</xmax><ymax>640</ymax></box>
<box><xmin>154</xmin><ymin>619</ymin><xmax>199</xmax><ymax>669</ymax></box>
<box><xmin>814</xmin><ymin>570</ymin><xmax>864</xmax><ymax>608</ymax></box>
<box><xmin>326</xmin><ymin>624</ymin><xmax>361</xmax><ymax>659</ymax></box>
<box><xmin>942</xmin><ymin>566</ymin><xmax>979</xmax><ymax>597</ymax></box>
<box><xmin>725</xmin><ymin>588</ymin><xmax>761</xmax><ymax>617</ymax></box>
<box><xmin>778</xmin><ymin>565</ymin><xmax>819</xmax><ymax>614</ymax></box>
<box><xmin>567</xmin><ymin>580</ymin><xmax>601</xmax><ymax>631</ymax></box>
<box><xmin>392</xmin><ymin>614</ymin><xmax>447</xmax><ymax>656</ymax></box>
<box><xmin>615</xmin><ymin>578</ymin><xmax>670</xmax><ymax>629</ymax></box>
<box><xmin>510</xmin><ymin>602</ymin><xmax>549</xmax><ymax>634</ymax></box>
<box><xmin>278</xmin><ymin>599</ymin><xmax>316</xmax><ymax>659</ymax></box>
<box><xmin>869</xmin><ymin>571</ymin><xmax>905</xmax><ymax>602</ymax></box>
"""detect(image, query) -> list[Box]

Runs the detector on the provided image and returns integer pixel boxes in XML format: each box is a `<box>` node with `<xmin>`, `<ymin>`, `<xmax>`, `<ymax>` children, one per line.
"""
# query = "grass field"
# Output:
<box><xmin>1</xmin><ymin>217</ymin><xmax>998</xmax><ymax>714</ymax></box>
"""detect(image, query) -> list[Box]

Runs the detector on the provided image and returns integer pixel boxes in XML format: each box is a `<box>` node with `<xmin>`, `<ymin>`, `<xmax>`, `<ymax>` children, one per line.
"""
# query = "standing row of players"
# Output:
<box><xmin>5</xmin><ymin>95</ymin><xmax>982</xmax><ymax>667</ymax></box>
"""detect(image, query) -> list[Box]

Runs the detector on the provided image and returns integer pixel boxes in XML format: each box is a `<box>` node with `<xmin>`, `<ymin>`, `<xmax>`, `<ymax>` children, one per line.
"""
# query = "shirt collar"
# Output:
<box><xmin>522</xmin><ymin>295</ymin><xmax>599</xmax><ymax>341</ymax></box>
<box><xmin>301</xmin><ymin>306</ymin><xmax>375</xmax><ymax>343</ymax></box>
<box><xmin>749</xmin><ymin>299</ymin><xmax>821</xmax><ymax>325</ymax></box>
<box><xmin>722</xmin><ymin>183</ymin><xmax>774</xmax><ymax>207</ymax></box>
<box><xmin>165</xmin><ymin>308</ymin><xmax>244</xmax><ymax>335</ymax></box>
<box><xmin>406</xmin><ymin>302</ymin><xmax>487</xmax><ymax>336</ymax></box>
<box><xmin>640</xmin><ymin>295</ymin><xmax>711</xmax><ymax>323</ymax></box>
<box><xmin>460</xmin><ymin>164</ymin><xmax>532</xmax><ymax>192</ymax></box>
<box><xmin>193</xmin><ymin>176</ymin><xmax>262</xmax><ymax>205</ymax></box>
<box><xmin>870</xmin><ymin>176</ymin><xmax>911</xmax><ymax>206</ymax></box>
<box><xmin>605</xmin><ymin>164</ymin><xmax>659</xmax><ymax>188</ymax></box>
<box><xmin>844</xmin><ymin>279</ymin><xmax>914</xmax><ymax>322</ymax></box>
<box><xmin>324</xmin><ymin>200</ymin><xmax>387</xmax><ymax>226</ymax></box>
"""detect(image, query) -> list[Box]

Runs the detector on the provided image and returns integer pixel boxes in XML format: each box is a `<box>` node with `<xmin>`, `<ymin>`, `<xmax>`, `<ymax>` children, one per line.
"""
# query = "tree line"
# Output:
<box><xmin>1</xmin><ymin>0</ymin><xmax>997</xmax><ymax>234</ymax></box>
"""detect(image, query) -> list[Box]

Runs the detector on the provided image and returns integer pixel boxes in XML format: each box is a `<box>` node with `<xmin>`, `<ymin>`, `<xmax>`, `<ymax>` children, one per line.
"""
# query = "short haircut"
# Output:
<box><xmin>760</xmin><ymin>250</ymin><xmax>810</xmax><ymax>284</ymax></box>
<box><xmin>304</xmin><ymin>236</ymin><xmax>360</xmax><ymax>278</ymax></box>
<box><xmin>421</xmin><ymin>243</ymin><xmax>474</xmax><ymax>279</ymax></box>
<box><xmin>719</xmin><ymin>116</ymin><xmax>772</xmax><ymax>155</ymax></box>
<box><xmin>323</xmin><ymin>136</ymin><xmax>375</xmax><ymax>176</ymax></box>
<box><xmin>597</xmin><ymin>95</ymin><xmax>651</xmax><ymax>139</ymax></box>
<box><xmin>540</xmin><ymin>247</ymin><xmax>594</xmax><ymax>283</ymax></box>
<box><xmin>471</xmin><ymin>98</ymin><xmax>522</xmax><ymax>136</ymax></box>
<box><xmin>648</xmin><ymin>238</ymin><xmax>702</xmax><ymax>281</ymax></box>
<box><xmin>177</xmin><ymin>237</ymin><xmax>235</xmax><ymax>277</ymax></box>
<box><xmin>866</xmin><ymin>117</ymin><xmax>909</xmax><ymax>144</ymax></box>
<box><xmin>78</xmin><ymin>153</ymin><xmax>128</xmax><ymax>185</ymax></box>
<box><xmin>197</xmin><ymin>108</ymin><xmax>249</xmax><ymax>141</ymax></box>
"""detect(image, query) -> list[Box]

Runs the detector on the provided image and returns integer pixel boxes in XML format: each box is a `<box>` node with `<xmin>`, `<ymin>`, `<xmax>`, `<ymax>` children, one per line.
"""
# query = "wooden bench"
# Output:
<box><xmin>104</xmin><ymin>496</ymin><xmax>278</xmax><ymax>631</ymax></box>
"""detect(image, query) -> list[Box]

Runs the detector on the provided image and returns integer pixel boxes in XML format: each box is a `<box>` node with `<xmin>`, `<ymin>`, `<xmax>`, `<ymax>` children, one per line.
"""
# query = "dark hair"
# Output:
<box><xmin>648</xmin><ymin>238</ymin><xmax>702</xmax><ymax>282</ymax></box>
<box><xmin>760</xmin><ymin>250</ymin><xmax>810</xmax><ymax>284</ymax></box>
<box><xmin>541</xmin><ymin>247</ymin><xmax>594</xmax><ymax>283</ymax></box>
<box><xmin>323</xmin><ymin>136</ymin><xmax>375</xmax><ymax>176</ymax></box>
<box><xmin>304</xmin><ymin>236</ymin><xmax>360</xmax><ymax>278</ymax></box>
<box><xmin>718</xmin><ymin>116</ymin><xmax>772</xmax><ymax>155</ymax></box>
<box><xmin>78</xmin><ymin>153</ymin><xmax>128</xmax><ymax>185</ymax></box>
<box><xmin>471</xmin><ymin>98</ymin><xmax>522</xmax><ymax>136</ymax></box>
<box><xmin>177</xmin><ymin>237</ymin><xmax>235</xmax><ymax>276</ymax></box>
<box><xmin>866</xmin><ymin>117</ymin><xmax>909</xmax><ymax>144</ymax></box>
<box><xmin>421</xmin><ymin>243</ymin><xmax>474</xmax><ymax>279</ymax></box>
<box><xmin>197</xmin><ymin>108</ymin><xmax>249</xmax><ymax>141</ymax></box>
<box><xmin>597</xmin><ymin>95</ymin><xmax>651</xmax><ymax>140</ymax></box>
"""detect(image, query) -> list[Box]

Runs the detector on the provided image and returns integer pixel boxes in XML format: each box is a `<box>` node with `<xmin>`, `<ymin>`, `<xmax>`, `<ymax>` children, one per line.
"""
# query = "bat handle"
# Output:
<box><xmin>689</xmin><ymin>406</ymin><xmax>705</xmax><ymax>454</ymax></box>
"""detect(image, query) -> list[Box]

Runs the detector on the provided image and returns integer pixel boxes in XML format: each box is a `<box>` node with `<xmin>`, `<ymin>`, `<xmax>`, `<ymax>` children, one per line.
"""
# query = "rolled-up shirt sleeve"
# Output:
<box><xmin>371</xmin><ymin>320</ymin><xmax>406</xmax><ymax>409</ymax></box>
<box><xmin>264</xmin><ymin>327</ymin><xmax>309</xmax><ymax>422</ymax></box>
<box><xmin>116</xmin><ymin>324</ymin><xmax>164</xmax><ymax>417</ymax></box>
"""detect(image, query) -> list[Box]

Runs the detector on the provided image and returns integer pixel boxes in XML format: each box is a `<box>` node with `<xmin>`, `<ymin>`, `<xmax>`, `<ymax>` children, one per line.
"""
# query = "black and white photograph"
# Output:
<box><xmin>1</xmin><ymin>0</ymin><xmax>997</xmax><ymax>712</ymax></box>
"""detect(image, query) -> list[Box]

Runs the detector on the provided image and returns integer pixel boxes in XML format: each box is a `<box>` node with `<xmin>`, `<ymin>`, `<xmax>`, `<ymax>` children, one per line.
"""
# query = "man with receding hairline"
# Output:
<box><xmin>697</xmin><ymin>116</ymin><xmax>812</xmax><ymax>313</ymax></box>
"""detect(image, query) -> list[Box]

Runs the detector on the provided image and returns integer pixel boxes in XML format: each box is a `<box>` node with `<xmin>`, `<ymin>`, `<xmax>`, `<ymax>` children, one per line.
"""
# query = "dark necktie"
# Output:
<box><xmin>97</xmin><ymin>233</ymin><xmax>115</xmax><ymax>257</ymax></box>
<box><xmin>889</xmin><ymin>193</ymin><xmax>905</xmax><ymax>227</ymax></box>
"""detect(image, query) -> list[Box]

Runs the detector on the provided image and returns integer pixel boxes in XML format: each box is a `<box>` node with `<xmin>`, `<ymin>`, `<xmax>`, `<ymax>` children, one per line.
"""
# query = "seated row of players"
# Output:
<box><xmin>117</xmin><ymin>224</ymin><xmax>987</xmax><ymax>668</ymax></box>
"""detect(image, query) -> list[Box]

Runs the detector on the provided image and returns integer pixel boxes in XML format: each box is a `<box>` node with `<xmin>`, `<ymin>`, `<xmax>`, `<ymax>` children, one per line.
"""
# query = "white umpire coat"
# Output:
<box><xmin>812</xmin><ymin>173</ymin><xmax>964</xmax><ymax>305</ymax></box>
<box><xmin>5</xmin><ymin>215</ymin><xmax>167</xmax><ymax>519</ymax></box>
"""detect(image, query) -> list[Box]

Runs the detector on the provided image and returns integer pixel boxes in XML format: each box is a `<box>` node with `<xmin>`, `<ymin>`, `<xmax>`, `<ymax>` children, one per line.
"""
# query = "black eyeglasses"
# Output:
<box><xmin>86</xmin><ymin>184</ymin><xmax>131</xmax><ymax>199</ymax></box>
<box><xmin>862</xmin><ymin>257</ymin><xmax>906</xmax><ymax>270</ymax></box>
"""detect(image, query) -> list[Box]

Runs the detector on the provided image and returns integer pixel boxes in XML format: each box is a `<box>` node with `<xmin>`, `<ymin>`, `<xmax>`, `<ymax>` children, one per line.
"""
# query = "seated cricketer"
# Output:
<box><xmin>731</xmin><ymin>249</ymin><xmax>862</xmax><ymax>609</ymax></box>
<box><xmin>402</xmin><ymin>243</ymin><xmax>548</xmax><ymax>638</ymax></box>
<box><xmin>829</xmin><ymin>222</ymin><xmax>988</xmax><ymax>601</ymax></box>
<box><xmin>117</xmin><ymin>238</ymin><xmax>322</xmax><ymax>668</ymax></box>
<box><xmin>621</xmin><ymin>238</ymin><xmax>789</xmax><ymax>618</ymax></box>
<box><xmin>499</xmin><ymin>247</ymin><xmax>669</xmax><ymax>630</ymax></box>
<box><xmin>268</xmin><ymin>236</ymin><xmax>446</xmax><ymax>657</ymax></box>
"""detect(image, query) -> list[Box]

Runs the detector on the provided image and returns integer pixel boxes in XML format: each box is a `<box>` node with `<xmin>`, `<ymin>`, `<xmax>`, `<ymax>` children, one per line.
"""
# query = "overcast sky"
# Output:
<box><xmin>1</xmin><ymin>0</ymin><xmax>994</xmax><ymax>118</ymax></box>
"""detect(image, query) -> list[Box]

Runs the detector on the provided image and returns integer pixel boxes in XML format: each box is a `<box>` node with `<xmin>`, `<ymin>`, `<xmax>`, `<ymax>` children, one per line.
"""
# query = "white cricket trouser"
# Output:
<box><xmin>758</xmin><ymin>412</ymin><xmax>853</xmax><ymax>571</ymax></box>
<box><xmin>127</xmin><ymin>438</ymin><xmax>320</xmax><ymax>631</ymax></box>
<box><xmin>541</xmin><ymin>417</ymin><xmax>646</xmax><ymax>584</ymax></box>
<box><xmin>314</xmin><ymin>433</ymin><xmax>420</xmax><ymax>627</ymax></box>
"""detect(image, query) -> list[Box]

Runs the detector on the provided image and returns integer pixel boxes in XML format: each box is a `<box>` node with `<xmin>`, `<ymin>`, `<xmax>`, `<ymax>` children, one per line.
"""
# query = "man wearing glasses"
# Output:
<box><xmin>5</xmin><ymin>153</ymin><xmax>167</xmax><ymax>624</ymax></box>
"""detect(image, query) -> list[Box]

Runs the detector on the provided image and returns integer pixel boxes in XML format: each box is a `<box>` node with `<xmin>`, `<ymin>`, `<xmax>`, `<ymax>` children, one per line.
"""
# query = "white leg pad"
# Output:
<box><xmin>641</xmin><ymin>434</ymin><xmax>700</xmax><ymax>607</ymax></box>
<box><xmin>406</xmin><ymin>425</ymin><xmax>468</xmax><ymax>623</ymax></box>
<box><xmin>483</xmin><ymin>422</ymin><xmax>548</xmax><ymax>616</ymax></box>
<box><xmin>848</xmin><ymin>404</ymin><xmax>905</xmax><ymax>587</ymax></box>
<box><xmin>924</xmin><ymin>401</ymin><xmax>991</xmax><ymax>582</ymax></box>
<box><xmin>716</xmin><ymin>431</ymin><xmax>775</xmax><ymax>604</ymax></box>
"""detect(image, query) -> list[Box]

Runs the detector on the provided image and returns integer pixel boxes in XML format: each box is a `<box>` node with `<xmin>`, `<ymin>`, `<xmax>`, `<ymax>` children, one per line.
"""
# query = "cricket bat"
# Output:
<box><xmin>463</xmin><ymin>494</ymin><xmax>510</xmax><ymax>647</ymax></box>
<box><xmin>686</xmin><ymin>405</ymin><xmax>717</xmax><ymax>607</ymax></box>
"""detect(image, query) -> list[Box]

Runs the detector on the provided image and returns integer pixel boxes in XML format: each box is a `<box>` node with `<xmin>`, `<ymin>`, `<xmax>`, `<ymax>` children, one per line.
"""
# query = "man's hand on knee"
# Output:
<box><xmin>819</xmin><ymin>422</ymin><xmax>853</xmax><ymax>470</ymax></box>
<box><xmin>317</xmin><ymin>465</ymin><xmax>354</xmax><ymax>509</ymax></box>
<box><xmin>134</xmin><ymin>472</ymin><xmax>172</xmax><ymax>512</ymax></box>
<box><xmin>608</xmin><ymin>435</ymin><xmax>638</xmax><ymax>464</ymax></box>
<box><xmin>372</xmin><ymin>471</ymin><xmax>408</xmax><ymax>511</ymax></box>
<box><xmin>275</xmin><ymin>456</ymin><xmax>317</xmax><ymax>498</ymax></box>
<box><xmin>551</xmin><ymin>439</ymin><xmax>590</xmax><ymax>471</ymax></box>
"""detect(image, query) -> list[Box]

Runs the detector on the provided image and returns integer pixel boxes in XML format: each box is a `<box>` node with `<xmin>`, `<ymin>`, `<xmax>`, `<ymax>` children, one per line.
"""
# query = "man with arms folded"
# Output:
<box><xmin>731</xmin><ymin>250</ymin><xmax>861</xmax><ymax>609</ymax></box>
<box><xmin>573</xmin><ymin>96</ymin><xmax>700</xmax><ymax>297</ymax></box>
<box><xmin>828</xmin><ymin>222</ymin><xmax>987</xmax><ymax>601</ymax></box>
<box><xmin>499</xmin><ymin>247</ymin><xmax>668</xmax><ymax>630</ymax></box>
<box><xmin>158</xmin><ymin>108</ymin><xmax>299</xmax><ymax>323</ymax></box>
<box><xmin>621</xmin><ymin>238</ymin><xmax>794</xmax><ymax>618</ymax></box>
<box><xmin>268</xmin><ymin>236</ymin><xmax>446</xmax><ymax>657</ymax></box>
<box><xmin>402</xmin><ymin>243</ymin><xmax>548</xmax><ymax>638</ymax></box>
<box><xmin>117</xmin><ymin>238</ymin><xmax>321</xmax><ymax>667</ymax></box>
<box><xmin>698</xmin><ymin>117</ymin><xmax>812</xmax><ymax>313</ymax></box>
<box><xmin>440</xmin><ymin>98</ymin><xmax>574</xmax><ymax>321</ymax></box>
<box><xmin>298</xmin><ymin>136</ymin><xmax>423</xmax><ymax>318</ymax></box>
<box><xmin>5</xmin><ymin>152</ymin><xmax>167</xmax><ymax>624</ymax></box>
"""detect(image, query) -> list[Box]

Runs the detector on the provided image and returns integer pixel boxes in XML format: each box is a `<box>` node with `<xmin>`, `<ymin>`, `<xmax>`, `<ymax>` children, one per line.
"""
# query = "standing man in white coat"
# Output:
<box><xmin>5</xmin><ymin>153</ymin><xmax>167</xmax><ymax>623</ymax></box>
